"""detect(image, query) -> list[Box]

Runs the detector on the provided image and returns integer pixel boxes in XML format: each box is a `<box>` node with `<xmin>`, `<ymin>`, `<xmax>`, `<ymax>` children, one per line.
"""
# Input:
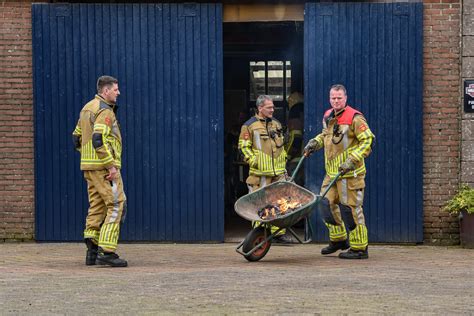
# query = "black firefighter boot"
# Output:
<box><xmin>96</xmin><ymin>248</ymin><xmax>128</xmax><ymax>267</ymax></box>
<box><xmin>339</xmin><ymin>247</ymin><xmax>369</xmax><ymax>259</ymax></box>
<box><xmin>321</xmin><ymin>239</ymin><xmax>350</xmax><ymax>255</ymax></box>
<box><xmin>85</xmin><ymin>238</ymin><xmax>98</xmax><ymax>266</ymax></box>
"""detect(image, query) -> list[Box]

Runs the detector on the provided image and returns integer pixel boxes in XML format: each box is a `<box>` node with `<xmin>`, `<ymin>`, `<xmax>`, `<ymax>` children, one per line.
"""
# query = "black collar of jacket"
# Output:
<box><xmin>96</xmin><ymin>94</ymin><xmax>117</xmax><ymax>113</ymax></box>
<box><xmin>256</xmin><ymin>114</ymin><xmax>272</xmax><ymax>123</ymax></box>
<box><xmin>326</xmin><ymin>106</ymin><xmax>346</xmax><ymax>125</ymax></box>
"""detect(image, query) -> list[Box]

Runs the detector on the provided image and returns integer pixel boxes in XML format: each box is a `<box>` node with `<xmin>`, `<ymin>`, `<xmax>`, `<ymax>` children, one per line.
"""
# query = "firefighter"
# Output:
<box><xmin>238</xmin><ymin>95</ymin><xmax>293</xmax><ymax>243</ymax></box>
<box><xmin>72</xmin><ymin>75</ymin><xmax>128</xmax><ymax>267</ymax></box>
<box><xmin>285</xmin><ymin>91</ymin><xmax>304</xmax><ymax>185</ymax></box>
<box><xmin>304</xmin><ymin>84</ymin><xmax>375</xmax><ymax>259</ymax></box>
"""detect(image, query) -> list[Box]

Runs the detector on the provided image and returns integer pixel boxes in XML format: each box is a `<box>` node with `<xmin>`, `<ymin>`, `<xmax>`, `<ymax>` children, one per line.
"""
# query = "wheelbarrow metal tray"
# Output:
<box><xmin>234</xmin><ymin>180</ymin><xmax>320</xmax><ymax>228</ymax></box>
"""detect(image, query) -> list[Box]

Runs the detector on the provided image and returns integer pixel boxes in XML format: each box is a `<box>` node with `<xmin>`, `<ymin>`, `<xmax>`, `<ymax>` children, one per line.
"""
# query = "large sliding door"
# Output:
<box><xmin>304</xmin><ymin>2</ymin><xmax>423</xmax><ymax>242</ymax></box>
<box><xmin>33</xmin><ymin>3</ymin><xmax>224</xmax><ymax>241</ymax></box>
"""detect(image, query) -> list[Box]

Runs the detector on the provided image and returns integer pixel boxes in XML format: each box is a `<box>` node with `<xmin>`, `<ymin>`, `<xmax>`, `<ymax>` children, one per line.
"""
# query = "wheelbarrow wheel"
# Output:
<box><xmin>242</xmin><ymin>226</ymin><xmax>271</xmax><ymax>262</ymax></box>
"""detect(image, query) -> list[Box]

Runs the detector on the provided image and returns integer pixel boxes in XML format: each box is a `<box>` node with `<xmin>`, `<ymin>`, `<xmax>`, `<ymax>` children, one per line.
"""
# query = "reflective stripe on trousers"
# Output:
<box><xmin>83</xmin><ymin>169</ymin><xmax>126</xmax><ymax>252</ymax></box>
<box><xmin>320</xmin><ymin>176</ymin><xmax>368</xmax><ymax>248</ymax></box>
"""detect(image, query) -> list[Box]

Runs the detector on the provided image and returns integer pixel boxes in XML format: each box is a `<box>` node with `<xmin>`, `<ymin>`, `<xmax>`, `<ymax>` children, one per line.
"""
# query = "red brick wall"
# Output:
<box><xmin>423</xmin><ymin>0</ymin><xmax>461</xmax><ymax>245</ymax></box>
<box><xmin>0</xmin><ymin>1</ymin><xmax>464</xmax><ymax>243</ymax></box>
<box><xmin>0</xmin><ymin>1</ymin><xmax>34</xmax><ymax>240</ymax></box>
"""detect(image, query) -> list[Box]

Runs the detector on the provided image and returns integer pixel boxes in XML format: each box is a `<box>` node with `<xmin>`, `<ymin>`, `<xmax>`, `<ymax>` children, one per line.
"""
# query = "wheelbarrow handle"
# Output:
<box><xmin>288</xmin><ymin>155</ymin><xmax>306</xmax><ymax>182</ymax></box>
<box><xmin>288</xmin><ymin>156</ymin><xmax>342</xmax><ymax>197</ymax></box>
<box><xmin>320</xmin><ymin>171</ymin><xmax>342</xmax><ymax>199</ymax></box>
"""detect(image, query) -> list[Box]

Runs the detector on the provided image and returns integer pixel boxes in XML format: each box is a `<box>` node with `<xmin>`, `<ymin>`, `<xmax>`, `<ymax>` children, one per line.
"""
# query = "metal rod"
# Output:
<box><xmin>288</xmin><ymin>155</ymin><xmax>305</xmax><ymax>182</ymax></box>
<box><xmin>320</xmin><ymin>172</ymin><xmax>342</xmax><ymax>199</ymax></box>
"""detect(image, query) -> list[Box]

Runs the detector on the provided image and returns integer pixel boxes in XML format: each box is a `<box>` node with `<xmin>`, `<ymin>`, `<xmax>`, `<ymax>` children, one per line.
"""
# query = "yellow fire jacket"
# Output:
<box><xmin>285</xmin><ymin>128</ymin><xmax>303</xmax><ymax>162</ymax></box>
<box><xmin>238</xmin><ymin>114</ymin><xmax>287</xmax><ymax>177</ymax></box>
<box><xmin>312</xmin><ymin>106</ymin><xmax>374</xmax><ymax>178</ymax></box>
<box><xmin>72</xmin><ymin>95</ymin><xmax>122</xmax><ymax>171</ymax></box>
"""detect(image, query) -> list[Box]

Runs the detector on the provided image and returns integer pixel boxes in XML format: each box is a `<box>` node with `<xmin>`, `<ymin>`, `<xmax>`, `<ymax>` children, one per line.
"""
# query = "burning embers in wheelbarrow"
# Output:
<box><xmin>258</xmin><ymin>197</ymin><xmax>302</xmax><ymax>220</ymax></box>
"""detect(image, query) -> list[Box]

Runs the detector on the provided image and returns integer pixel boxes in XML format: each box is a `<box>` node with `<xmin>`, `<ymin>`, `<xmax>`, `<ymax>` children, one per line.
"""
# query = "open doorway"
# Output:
<box><xmin>223</xmin><ymin>21</ymin><xmax>304</xmax><ymax>241</ymax></box>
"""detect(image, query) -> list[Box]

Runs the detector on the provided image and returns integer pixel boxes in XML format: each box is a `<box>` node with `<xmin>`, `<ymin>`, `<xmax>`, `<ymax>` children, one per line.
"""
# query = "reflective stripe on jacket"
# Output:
<box><xmin>285</xmin><ymin>129</ymin><xmax>303</xmax><ymax>162</ymax></box>
<box><xmin>238</xmin><ymin>115</ymin><xmax>287</xmax><ymax>177</ymax></box>
<box><xmin>313</xmin><ymin>106</ymin><xmax>374</xmax><ymax>178</ymax></box>
<box><xmin>72</xmin><ymin>95</ymin><xmax>122</xmax><ymax>170</ymax></box>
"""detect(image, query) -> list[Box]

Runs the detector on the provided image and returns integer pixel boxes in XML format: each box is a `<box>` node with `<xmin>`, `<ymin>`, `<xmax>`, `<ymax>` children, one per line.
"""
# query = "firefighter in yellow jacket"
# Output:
<box><xmin>304</xmin><ymin>84</ymin><xmax>375</xmax><ymax>259</ymax></box>
<box><xmin>72</xmin><ymin>75</ymin><xmax>127</xmax><ymax>267</ymax></box>
<box><xmin>238</xmin><ymin>95</ymin><xmax>293</xmax><ymax>243</ymax></box>
<box><xmin>285</xmin><ymin>91</ymin><xmax>304</xmax><ymax>185</ymax></box>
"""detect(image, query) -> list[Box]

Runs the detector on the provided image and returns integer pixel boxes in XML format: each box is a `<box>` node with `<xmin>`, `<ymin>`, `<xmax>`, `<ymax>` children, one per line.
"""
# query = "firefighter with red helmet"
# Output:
<box><xmin>304</xmin><ymin>84</ymin><xmax>375</xmax><ymax>259</ymax></box>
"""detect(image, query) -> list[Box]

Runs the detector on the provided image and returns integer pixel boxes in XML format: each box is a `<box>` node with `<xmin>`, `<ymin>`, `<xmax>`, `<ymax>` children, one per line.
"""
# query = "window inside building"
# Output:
<box><xmin>249</xmin><ymin>61</ymin><xmax>291</xmax><ymax>101</ymax></box>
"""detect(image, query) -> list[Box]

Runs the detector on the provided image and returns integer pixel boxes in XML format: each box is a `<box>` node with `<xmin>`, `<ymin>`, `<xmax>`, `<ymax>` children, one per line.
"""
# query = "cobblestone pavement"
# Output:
<box><xmin>1</xmin><ymin>243</ymin><xmax>473</xmax><ymax>315</ymax></box>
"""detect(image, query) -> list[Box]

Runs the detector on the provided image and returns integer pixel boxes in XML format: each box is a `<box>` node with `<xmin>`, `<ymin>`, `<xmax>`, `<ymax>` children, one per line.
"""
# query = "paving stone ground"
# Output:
<box><xmin>1</xmin><ymin>243</ymin><xmax>473</xmax><ymax>315</ymax></box>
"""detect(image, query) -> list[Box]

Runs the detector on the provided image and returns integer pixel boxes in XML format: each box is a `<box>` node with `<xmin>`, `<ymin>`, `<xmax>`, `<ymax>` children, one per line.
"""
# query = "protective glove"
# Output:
<box><xmin>338</xmin><ymin>159</ymin><xmax>356</xmax><ymax>175</ymax></box>
<box><xmin>304</xmin><ymin>138</ymin><xmax>322</xmax><ymax>157</ymax></box>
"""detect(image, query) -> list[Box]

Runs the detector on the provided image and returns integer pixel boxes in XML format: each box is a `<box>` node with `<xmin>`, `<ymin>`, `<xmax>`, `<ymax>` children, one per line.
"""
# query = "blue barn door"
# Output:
<box><xmin>304</xmin><ymin>2</ymin><xmax>423</xmax><ymax>243</ymax></box>
<box><xmin>33</xmin><ymin>3</ymin><xmax>224</xmax><ymax>241</ymax></box>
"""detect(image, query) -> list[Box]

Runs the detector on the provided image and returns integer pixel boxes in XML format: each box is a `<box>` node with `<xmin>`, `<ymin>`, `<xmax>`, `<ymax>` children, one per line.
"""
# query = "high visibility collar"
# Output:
<box><xmin>334</xmin><ymin>106</ymin><xmax>347</xmax><ymax>117</ymax></box>
<box><xmin>324</xmin><ymin>105</ymin><xmax>361</xmax><ymax>125</ymax></box>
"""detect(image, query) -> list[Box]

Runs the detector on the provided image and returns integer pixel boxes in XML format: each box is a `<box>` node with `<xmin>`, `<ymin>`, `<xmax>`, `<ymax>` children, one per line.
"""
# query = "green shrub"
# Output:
<box><xmin>443</xmin><ymin>185</ymin><xmax>474</xmax><ymax>215</ymax></box>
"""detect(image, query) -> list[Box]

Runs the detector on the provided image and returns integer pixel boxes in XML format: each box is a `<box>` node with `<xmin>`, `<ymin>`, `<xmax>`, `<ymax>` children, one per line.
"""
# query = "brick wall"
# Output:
<box><xmin>0</xmin><ymin>1</ymin><xmax>34</xmax><ymax>240</ymax></box>
<box><xmin>0</xmin><ymin>0</ymin><xmax>464</xmax><ymax>243</ymax></box>
<box><xmin>423</xmin><ymin>0</ymin><xmax>461</xmax><ymax>245</ymax></box>
<box><xmin>461</xmin><ymin>2</ymin><xmax>474</xmax><ymax>186</ymax></box>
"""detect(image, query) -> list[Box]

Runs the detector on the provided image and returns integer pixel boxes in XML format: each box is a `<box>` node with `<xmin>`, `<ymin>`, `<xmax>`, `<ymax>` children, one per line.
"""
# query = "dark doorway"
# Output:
<box><xmin>223</xmin><ymin>22</ymin><xmax>304</xmax><ymax>241</ymax></box>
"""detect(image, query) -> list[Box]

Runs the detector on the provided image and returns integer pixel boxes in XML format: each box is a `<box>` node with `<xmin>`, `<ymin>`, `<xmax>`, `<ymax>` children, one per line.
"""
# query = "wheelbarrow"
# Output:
<box><xmin>235</xmin><ymin>156</ymin><xmax>341</xmax><ymax>261</ymax></box>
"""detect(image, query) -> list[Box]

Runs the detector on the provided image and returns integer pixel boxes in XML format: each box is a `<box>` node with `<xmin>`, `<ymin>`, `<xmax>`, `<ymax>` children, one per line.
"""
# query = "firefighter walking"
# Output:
<box><xmin>238</xmin><ymin>95</ymin><xmax>293</xmax><ymax>243</ymax></box>
<box><xmin>72</xmin><ymin>75</ymin><xmax>128</xmax><ymax>267</ymax></box>
<box><xmin>304</xmin><ymin>84</ymin><xmax>375</xmax><ymax>259</ymax></box>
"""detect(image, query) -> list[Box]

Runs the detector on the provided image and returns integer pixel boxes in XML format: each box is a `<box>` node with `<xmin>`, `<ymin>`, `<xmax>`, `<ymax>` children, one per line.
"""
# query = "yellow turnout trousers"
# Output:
<box><xmin>320</xmin><ymin>175</ymin><xmax>368</xmax><ymax>250</ymax></box>
<box><xmin>83</xmin><ymin>169</ymin><xmax>126</xmax><ymax>252</ymax></box>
